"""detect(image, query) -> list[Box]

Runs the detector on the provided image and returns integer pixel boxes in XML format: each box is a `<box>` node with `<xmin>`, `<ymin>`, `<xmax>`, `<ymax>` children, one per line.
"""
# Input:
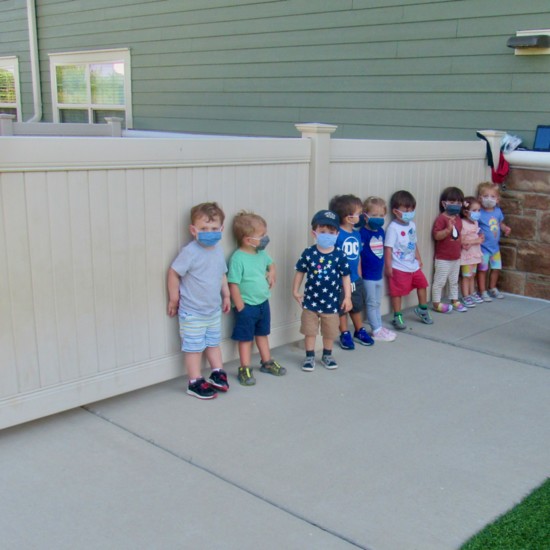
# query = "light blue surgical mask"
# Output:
<box><xmin>367</xmin><ymin>217</ymin><xmax>385</xmax><ymax>229</ymax></box>
<box><xmin>398</xmin><ymin>210</ymin><xmax>415</xmax><ymax>223</ymax></box>
<box><xmin>315</xmin><ymin>232</ymin><xmax>338</xmax><ymax>249</ymax></box>
<box><xmin>196</xmin><ymin>231</ymin><xmax>222</xmax><ymax>247</ymax></box>
<box><xmin>469</xmin><ymin>211</ymin><xmax>481</xmax><ymax>222</ymax></box>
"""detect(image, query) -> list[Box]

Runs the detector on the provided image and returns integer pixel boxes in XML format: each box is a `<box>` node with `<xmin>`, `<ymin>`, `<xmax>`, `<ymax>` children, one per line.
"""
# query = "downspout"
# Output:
<box><xmin>26</xmin><ymin>0</ymin><xmax>42</xmax><ymax>122</ymax></box>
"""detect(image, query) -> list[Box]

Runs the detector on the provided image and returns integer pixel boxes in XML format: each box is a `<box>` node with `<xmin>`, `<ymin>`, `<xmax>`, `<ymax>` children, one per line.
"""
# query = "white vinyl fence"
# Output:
<box><xmin>0</xmin><ymin>124</ymin><xmax>489</xmax><ymax>428</ymax></box>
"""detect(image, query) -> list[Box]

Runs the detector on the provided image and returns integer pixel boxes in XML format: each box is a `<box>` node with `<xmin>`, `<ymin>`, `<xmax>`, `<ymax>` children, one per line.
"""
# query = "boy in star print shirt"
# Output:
<box><xmin>293</xmin><ymin>210</ymin><xmax>352</xmax><ymax>372</ymax></box>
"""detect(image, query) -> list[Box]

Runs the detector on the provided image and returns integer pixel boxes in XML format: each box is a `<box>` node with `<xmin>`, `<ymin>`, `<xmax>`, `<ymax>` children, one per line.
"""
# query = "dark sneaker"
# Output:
<box><xmin>392</xmin><ymin>313</ymin><xmax>407</xmax><ymax>330</ymax></box>
<box><xmin>321</xmin><ymin>354</ymin><xmax>338</xmax><ymax>369</ymax></box>
<box><xmin>414</xmin><ymin>306</ymin><xmax>434</xmax><ymax>325</ymax></box>
<box><xmin>187</xmin><ymin>378</ymin><xmax>217</xmax><ymax>400</ymax></box>
<box><xmin>208</xmin><ymin>369</ymin><xmax>229</xmax><ymax>392</ymax></box>
<box><xmin>339</xmin><ymin>330</ymin><xmax>355</xmax><ymax>350</ymax></box>
<box><xmin>354</xmin><ymin>327</ymin><xmax>374</xmax><ymax>346</ymax></box>
<box><xmin>260</xmin><ymin>359</ymin><xmax>286</xmax><ymax>376</ymax></box>
<box><xmin>238</xmin><ymin>366</ymin><xmax>256</xmax><ymax>386</ymax></box>
<box><xmin>302</xmin><ymin>356</ymin><xmax>315</xmax><ymax>372</ymax></box>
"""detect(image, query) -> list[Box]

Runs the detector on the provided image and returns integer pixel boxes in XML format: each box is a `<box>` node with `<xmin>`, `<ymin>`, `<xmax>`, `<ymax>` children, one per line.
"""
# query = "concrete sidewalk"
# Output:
<box><xmin>1</xmin><ymin>295</ymin><xmax>549</xmax><ymax>550</ymax></box>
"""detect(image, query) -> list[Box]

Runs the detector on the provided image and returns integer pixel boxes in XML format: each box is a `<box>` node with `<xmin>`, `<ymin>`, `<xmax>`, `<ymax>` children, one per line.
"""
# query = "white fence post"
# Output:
<box><xmin>0</xmin><ymin>113</ymin><xmax>15</xmax><ymax>136</ymax></box>
<box><xmin>295</xmin><ymin>123</ymin><xmax>337</xmax><ymax>222</ymax></box>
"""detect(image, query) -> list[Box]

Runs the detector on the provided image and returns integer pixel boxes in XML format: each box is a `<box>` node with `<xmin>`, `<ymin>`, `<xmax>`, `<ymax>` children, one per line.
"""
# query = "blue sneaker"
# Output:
<box><xmin>339</xmin><ymin>330</ymin><xmax>355</xmax><ymax>350</ymax></box>
<box><xmin>354</xmin><ymin>327</ymin><xmax>374</xmax><ymax>346</ymax></box>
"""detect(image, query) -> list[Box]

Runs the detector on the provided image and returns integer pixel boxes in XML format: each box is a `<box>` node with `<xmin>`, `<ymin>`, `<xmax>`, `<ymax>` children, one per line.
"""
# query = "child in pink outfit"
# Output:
<box><xmin>460</xmin><ymin>196</ymin><xmax>484</xmax><ymax>307</ymax></box>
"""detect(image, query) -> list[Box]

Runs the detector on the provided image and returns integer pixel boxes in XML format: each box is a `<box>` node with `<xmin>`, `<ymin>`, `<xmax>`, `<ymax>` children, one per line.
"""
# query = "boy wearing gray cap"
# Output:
<box><xmin>292</xmin><ymin>210</ymin><xmax>352</xmax><ymax>372</ymax></box>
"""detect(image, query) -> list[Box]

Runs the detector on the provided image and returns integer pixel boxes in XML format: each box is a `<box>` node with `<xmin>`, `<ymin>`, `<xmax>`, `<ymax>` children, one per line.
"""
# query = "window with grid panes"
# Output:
<box><xmin>0</xmin><ymin>57</ymin><xmax>21</xmax><ymax>120</ymax></box>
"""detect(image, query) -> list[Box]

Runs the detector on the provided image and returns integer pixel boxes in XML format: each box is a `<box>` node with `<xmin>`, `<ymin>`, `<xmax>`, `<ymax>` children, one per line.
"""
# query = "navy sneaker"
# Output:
<box><xmin>354</xmin><ymin>327</ymin><xmax>374</xmax><ymax>346</ymax></box>
<box><xmin>187</xmin><ymin>378</ymin><xmax>217</xmax><ymax>400</ymax></box>
<box><xmin>208</xmin><ymin>369</ymin><xmax>229</xmax><ymax>392</ymax></box>
<box><xmin>339</xmin><ymin>330</ymin><xmax>355</xmax><ymax>350</ymax></box>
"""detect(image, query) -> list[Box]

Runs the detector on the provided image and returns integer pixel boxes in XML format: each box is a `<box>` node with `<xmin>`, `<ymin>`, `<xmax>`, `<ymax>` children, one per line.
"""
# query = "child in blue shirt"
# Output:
<box><xmin>360</xmin><ymin>196</ymin><xmax>397</xmax><ymax>342</ymax></box>
<box><xmin>476</xmin><ymin>181</ymin><xmax>511</xmax><ymax>301</ymax></box>
<box><xmin>329</xmin><ymin>194</ymin><xmax>374</xmax><ymax>349</ymax></box>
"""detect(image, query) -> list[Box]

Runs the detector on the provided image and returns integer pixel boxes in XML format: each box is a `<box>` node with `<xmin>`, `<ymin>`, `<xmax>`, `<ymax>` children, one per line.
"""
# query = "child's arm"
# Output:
<box><xmin>292</xmin><ymin>271</ymin><xmax>305</xmax><ymax>307</ymax></box>
<box><xmin>384</xmin><ymin>246</ymin><xmax>393</xmax><ymax>278</ymax></box>
<box><xmin>266</xmin><ymin>262</ymin><xmax>276</xmax><ymax>288</ymax></box>
<box><xmin>501</xmin><ymin>220</ymin><xmax>511</xmax><ymax>237</ymax></box>
<box><xmin>433</xmin><ymin>217</ymin><xmax>455</xmax><ymax>241</ymax></box>
<box><xmin>341</xmin><ymin>274</ymin><xmax>352</xmax><ymax>312</ymax></box>
<box><xmin>228</xmin><ymin>281</ymin><xmax>245</xmax><ymax>312</ymax></box>
<box><xmin>415</xmin><ymin>247</ymin><xmax>424</xmax><ymax>269</ymax></box>
<box><xmin>221</xmin><ymin>274</ymin><xmax>231</xmax><ymax>313</ymax></box>
<box><xmin>167</xmin><ymin>268</ymin><xmax>180</xmax><ymax>317</ymax></box>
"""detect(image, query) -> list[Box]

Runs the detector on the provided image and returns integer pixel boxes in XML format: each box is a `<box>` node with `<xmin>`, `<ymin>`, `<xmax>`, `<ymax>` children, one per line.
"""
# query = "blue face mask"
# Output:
<box><xmin>353</xmin><ymin>215</ymin><xmax>367</xmax><ymax>230</ymax></box>
<box><xmin>251</xmin><ymin>235</ymin><xmax>270</xmax><ymax>251</ymax></box>
<box><xmin>444</xmin><ymin>203</ymin><xmax>462</xmax><ymax>216</ymax></box>
<box><xmin>469</xmin><ymin>211</ymin><xmax>481</xmax><ymax>222</ymax></box>
<box><xmin>315</xmin><ymin>231</ymin><xmax>338</xmax><ymax>249</ymax></box>
<box><xmin>398</xmin><ymin>210</ymin><xmax>415</xmax><ymax>223</ymax></box>
<box><xmin>367</xmin><ymin>217</ymin><xmax>385</xmax><ymax>229</ymax></box>
<box><xmin>196</xmin><ymin>231</ymin><xmax>222</xmax><ymax>247</ymax></box>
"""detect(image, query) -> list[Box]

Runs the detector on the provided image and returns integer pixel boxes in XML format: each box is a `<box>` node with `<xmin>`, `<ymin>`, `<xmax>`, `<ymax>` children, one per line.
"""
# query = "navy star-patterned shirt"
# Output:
<box><xmin>295</xmin><ymin>245</ymin><xmax>351</xmax><ymax>313</ymax></box>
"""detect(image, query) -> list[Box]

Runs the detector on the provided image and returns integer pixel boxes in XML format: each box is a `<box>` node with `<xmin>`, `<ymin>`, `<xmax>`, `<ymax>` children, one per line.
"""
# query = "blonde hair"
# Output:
<box><xmin>232</xmin><ymin>210</ymin><xmax>267</xmax><ymax>245</ymax></box>
<box><xmin>363</xmin><ymin>196</ymin><xmax>387</xmax><ymax>214</ymax></box>
<box><xmin>190</xmin><ymin>202</ymin><xmax>225</xmax><ymax>225</ymax></box>
<box><xmin>477</xmin><ymin>181</ymin><xmax>500</xmax><ymax>197</ymax></box>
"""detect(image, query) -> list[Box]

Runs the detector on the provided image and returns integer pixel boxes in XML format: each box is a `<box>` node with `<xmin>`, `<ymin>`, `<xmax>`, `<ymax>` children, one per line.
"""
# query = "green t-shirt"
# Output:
<box><xmin>227</xmin><ymin>249</ymin><xmax>273</xmax><ymax>306</ymax></box>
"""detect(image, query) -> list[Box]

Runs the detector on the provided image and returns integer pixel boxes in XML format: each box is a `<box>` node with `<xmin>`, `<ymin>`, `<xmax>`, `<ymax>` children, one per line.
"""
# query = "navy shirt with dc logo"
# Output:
<box><xmin>295</xmin><ymin>245</ymin><xmax>350</xmax><ymax>314</ymax></box>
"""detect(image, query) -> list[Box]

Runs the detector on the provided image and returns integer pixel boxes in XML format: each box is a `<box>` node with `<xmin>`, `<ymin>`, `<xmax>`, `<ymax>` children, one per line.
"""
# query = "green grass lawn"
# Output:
<box><xmin>460</xmin><ymin>478</ymin><xmax>550</xmax><ymax>550</ymax></box>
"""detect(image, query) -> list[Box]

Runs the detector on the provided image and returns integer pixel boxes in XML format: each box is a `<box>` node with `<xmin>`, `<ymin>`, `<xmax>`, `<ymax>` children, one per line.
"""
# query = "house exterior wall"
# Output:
<box><xmin>1</xmin><ymin>1</ymin><xmax>550</xmax><ymax>144</ymax></box>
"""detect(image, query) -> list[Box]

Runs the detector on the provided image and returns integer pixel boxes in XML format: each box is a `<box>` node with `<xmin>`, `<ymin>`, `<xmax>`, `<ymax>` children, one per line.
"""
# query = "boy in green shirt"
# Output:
<box><xmin>228</xmin><ymin>211</ymin><xmax>286</xmax><ymax>386</ymax></box>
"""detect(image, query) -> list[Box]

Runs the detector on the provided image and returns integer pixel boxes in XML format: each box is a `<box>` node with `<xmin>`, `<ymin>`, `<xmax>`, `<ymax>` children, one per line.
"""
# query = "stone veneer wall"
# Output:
<box><xmin>500</xmin><ymin>167</ymin><xmax>550</xmax><ymax>300</ymax></box>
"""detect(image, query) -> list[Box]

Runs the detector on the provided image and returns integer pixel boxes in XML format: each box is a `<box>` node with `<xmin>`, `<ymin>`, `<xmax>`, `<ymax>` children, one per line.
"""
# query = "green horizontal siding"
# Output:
<box><xmin>2</xmin><ymin>0</ymin><xmax>550</xmax><ymax>144</ymax></box>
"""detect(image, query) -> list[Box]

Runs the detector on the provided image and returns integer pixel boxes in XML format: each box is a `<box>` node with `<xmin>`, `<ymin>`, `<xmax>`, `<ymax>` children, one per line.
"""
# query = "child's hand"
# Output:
<box><xmin>293</xmin><ymin>293</ymin><xmax>303</xmax><ymax>307</ymax></box>
<box><xmin>222</xmin><ymin>295</ymin><xmax>231</xmax><ymax>314</ymax></box>
<box><xmin>502</xmin><ymin>224</ymin><xmax>511</xmax><ymax>237</ymax></box>
<box><xmin>167</xmin><ymin>299</ymin><xmax>179</xmax><ymax>317</ymax></box>
<box><xmin>266</xmin><ymin>271</ymin><xmax>276</xmax><ymax>288</ymax></box>
<box><xmin>341</xmin><ymin>296</ymin><xmax>352</xmax><ymax>313</ymax></box>
<box><xmin>385</xmin><ymin>266</ymin><xmax>393</xmax><ymax>279</ymax></box>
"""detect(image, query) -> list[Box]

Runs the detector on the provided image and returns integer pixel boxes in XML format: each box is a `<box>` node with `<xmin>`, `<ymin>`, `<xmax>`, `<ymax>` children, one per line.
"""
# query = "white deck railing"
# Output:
<box><xmin>0</xmin><ymin>124</ymin><xmax>489</xmax><ymax>428</ymax></box>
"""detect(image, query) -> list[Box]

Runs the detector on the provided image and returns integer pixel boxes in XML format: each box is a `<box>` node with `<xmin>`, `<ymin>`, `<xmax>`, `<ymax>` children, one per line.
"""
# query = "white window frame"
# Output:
<box><xmin>0</xmin><ymin>56</ymin><xmax>22</xmax><ymax>122</ymax></box>
<box><xmin>49</xmin><ymin>48</ymin><xmax>133</xmax><ymax>128</ymax></box>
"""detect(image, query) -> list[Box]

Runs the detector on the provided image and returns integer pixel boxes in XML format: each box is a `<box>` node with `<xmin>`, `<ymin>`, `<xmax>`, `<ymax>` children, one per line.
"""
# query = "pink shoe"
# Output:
<box><xmin>433</xmin><ymin>303</ymin><xmax>453</xmax><ymax>313</ymax></box>
<box><xmin>373</xmin><ymin>327</ymin><xmax>397</xmax><ymax>342</ymax></box>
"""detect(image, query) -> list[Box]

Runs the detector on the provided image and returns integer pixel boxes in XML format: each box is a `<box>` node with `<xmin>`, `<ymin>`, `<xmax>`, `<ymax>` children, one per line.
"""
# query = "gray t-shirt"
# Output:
<box><xmin>171</xmin><ymin>240</ymin><xmax>227</xmax><ymax>317</ymax></box>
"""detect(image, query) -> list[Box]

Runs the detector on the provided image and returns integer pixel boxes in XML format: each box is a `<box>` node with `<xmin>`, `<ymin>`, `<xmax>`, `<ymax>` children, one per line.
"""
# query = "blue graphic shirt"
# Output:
<box><xmin>360</xmin><ymin>226</ymin><xmax>385</xmax><ymax>281</ymax></box>
<box><xmin>295</xmin><ymin>245</ymin><xmax>351</xmax><ymax>313</ymax></box>
<box><xmin>479</xmin><ymin>207</ymin><xmax>504</xmax><ymax>255</ymax></box>
<box><xmin>336</xmin><ymin>228</ymin><xmax>361</xmax><ymax>282</ymax></box>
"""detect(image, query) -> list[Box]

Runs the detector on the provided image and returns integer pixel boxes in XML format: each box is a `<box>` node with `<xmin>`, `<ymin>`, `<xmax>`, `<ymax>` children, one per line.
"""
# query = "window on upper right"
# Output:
<box><xmin>49</xmin><ymin>48</ymin><xmax>133</xmax><ymax>128</ymax></box>
<box><xmin>0</xmin><ymin>57</ymin><xmax>21</xmax><ymax>121</ymax></box>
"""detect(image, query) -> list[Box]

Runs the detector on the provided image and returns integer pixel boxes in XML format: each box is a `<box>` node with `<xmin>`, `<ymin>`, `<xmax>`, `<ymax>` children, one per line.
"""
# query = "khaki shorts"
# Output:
<box><xmin>300</xmin><ymin>309</ymin><xmax>340</xmax><ymax>339</ymax></box>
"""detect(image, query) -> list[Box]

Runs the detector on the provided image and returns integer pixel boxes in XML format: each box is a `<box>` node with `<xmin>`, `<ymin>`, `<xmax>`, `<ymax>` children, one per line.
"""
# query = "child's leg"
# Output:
<box><xmin>363</xmin><ymin>279</ymin><xmax>381</xmax><ymax>332</ymax></box>
<box><xmin>350</xmin><ymin>311</ymin><xmax>363</xmax><ymax>332</ymax></box>
<box><xmin>417</xmin><ymin>287</ymin><xmax>427</xmax><ymax>305</ymax></box>
<box><xmin>448</xmin><ymin>260</ymin><xmax>461</xmax><ymax>301</ymax></box>
<box><xmin>391</xmin><ymin>295</ymin><xmax>402</xmax><ymax>314</ymax></box>
<box><xmin>204</xmin><ymin>345</ymin><xmax>224</xmax><ymax>370</ymax></box>
<box><xmin>304</xmin><ymin>335</ymin><xmax>316</xmax><ymax>353</ymax></box>
<box><xmin>338</xmin><ymin>314</ymin><xmax>349</xmax><ymax>333</ymax></box>
<box><xmin>461</xmin><ymin>266</ymin><xmax>471</xmax><ymax>297</ymax></box>
<box><xmin>185</xmin><ymin>352</ymin><xmax>203</xmax><ymax>380</ymax></box>
<box><xmin>255</xmin><ymin>335</ymin><xmax>271</xmax><ymax>363</ymax></box>
<box><xmin>489</xmin><ymin>268</ymin><xmax>500</xmax><ymax>289</ymax></box>
<box><xmin>238</xmin><ymin>340</ymin><xmax>253</xmax><ymax>366</ymax></box>
<box><xmin>477</xmin><ymin>252</ymin><xmax>489</xmax><ymax>293</ymax></box>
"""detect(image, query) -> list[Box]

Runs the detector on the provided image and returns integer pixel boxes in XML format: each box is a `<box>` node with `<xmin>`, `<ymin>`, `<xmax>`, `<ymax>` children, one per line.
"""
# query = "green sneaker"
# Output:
<box><xmin>392</xmin><ymin>313</ymin><xmax>407</xmax><ymax>330</ymax></box>
<box><xmin>238</xmin><ymin>366</ymin><xmax>256</xmax><ymax>386</ymax></box>
<box><xmin>259</xmin><ymin>359</ymin><xmax>286</xmax><ymax>376</ymax></box>
<box><xmin>414</xmin><ymin>306</ymin><xmax>434</xmax><ymax>325</ymax></box>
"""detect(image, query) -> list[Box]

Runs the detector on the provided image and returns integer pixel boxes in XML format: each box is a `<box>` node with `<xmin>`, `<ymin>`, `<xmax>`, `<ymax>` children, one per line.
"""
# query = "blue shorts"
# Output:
<box><xmin>231</xmin><ymin>300</ymin><xmax>271</xmax><ymax>341</ymax></box>
<box><xmin>179</xmin><ymin>311</ymin><xmax>222</xmax><ymax>353</ymax></box>
<box><xmin>479</xmin><ymin>250</ymin><xmax>502</xmax><ymax>272</ymax></box>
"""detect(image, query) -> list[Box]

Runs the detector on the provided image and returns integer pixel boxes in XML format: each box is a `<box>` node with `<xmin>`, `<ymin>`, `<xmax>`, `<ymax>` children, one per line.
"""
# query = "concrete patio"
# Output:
<box><xmin>1</xmin><ymin>295</ymin><xmax>549</xmax><ymax>550</ymax></box>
